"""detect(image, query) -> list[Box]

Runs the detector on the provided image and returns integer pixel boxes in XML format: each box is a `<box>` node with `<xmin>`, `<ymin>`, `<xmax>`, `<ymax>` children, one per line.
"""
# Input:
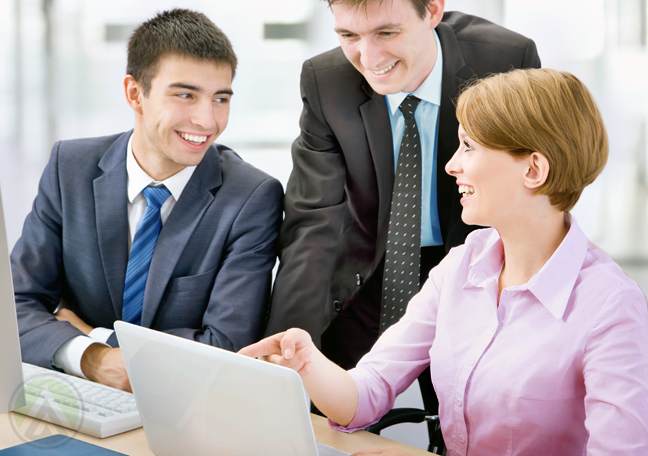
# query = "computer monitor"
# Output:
<box><xmin>0</xmin><ymin>186</ymin><xmax>25</xmax><ymax>412</ymax></box>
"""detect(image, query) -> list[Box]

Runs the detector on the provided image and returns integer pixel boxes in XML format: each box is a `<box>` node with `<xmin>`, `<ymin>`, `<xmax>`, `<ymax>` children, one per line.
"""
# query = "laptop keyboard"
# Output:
<box><xmin>14</xmin><ymin>363</ymin><xmax>142</xmax><ymax>438</ymax></box>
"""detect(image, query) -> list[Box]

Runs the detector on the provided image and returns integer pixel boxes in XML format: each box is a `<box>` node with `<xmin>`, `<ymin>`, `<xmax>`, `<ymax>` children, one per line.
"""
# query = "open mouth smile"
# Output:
<box><xmin>370</xmin><ymin>61</ymin><xmax>398</xmax><ymax>76</ymax></box>
<box><xmin>177</xmin><ymin>131</ymin><xmax>209</xmax><ymax>146</ymax></box>
<box><xmin>458</xmin><ymin>184</ymin><xmax>475</xmax><ymax>199</ymax></box>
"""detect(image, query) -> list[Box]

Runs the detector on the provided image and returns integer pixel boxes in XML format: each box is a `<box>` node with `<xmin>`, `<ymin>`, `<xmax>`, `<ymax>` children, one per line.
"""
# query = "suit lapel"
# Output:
<box><xmin>140</xmin><ymin>147</ymin><xmax>223</xmax><ymax>328</ymax></box>
<box><xmin>435</xmin><ymin>21</ymin><xmax>474</xmax><ymax>244</ymax></box>
<box><xmin>359</xmin><ymin>83</ymin><xmax>395</xmax><ymax>268</ymax></box>
<box><xmin>93</xmin><ymin>132</ymin><xmax>131</xmax><ymax>319</ymax></box>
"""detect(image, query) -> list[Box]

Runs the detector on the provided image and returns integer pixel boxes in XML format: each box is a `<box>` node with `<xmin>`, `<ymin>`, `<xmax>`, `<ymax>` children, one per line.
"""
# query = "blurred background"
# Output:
<box><xmin>0</xmin><ymin>0</ymin><xmax>647</xmax><ymax>449</ymax></box>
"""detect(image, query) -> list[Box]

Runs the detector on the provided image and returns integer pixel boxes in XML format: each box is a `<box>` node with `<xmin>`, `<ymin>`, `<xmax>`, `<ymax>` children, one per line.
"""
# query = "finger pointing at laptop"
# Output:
<box><xmin>239</xmin><ymin>329</ymin><xmax>359</xmax><ymax>429</ymax></box>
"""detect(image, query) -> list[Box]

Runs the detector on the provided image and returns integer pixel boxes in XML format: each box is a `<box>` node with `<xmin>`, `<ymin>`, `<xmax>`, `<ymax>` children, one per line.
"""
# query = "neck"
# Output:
<box><xmin>497</xmin><ymin>206</ymin><xmax>568</xmax><ymax>294</ymax></box>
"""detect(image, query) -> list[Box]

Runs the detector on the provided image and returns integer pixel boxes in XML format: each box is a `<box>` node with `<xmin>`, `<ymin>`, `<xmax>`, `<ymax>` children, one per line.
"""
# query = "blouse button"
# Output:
<box><xmin>468</xmin><ymin>357</ymin><xmax>475</xmax><ymax>365</ymax></box>
<box><xmin>455</xmin><ymin>397</ymin><xmax>462</xmax><ymax>407</ymax></box>
<box><xmin>458</xmin><ymin>435</ymin><xmax>466</xmax><ymax>444</ymax></box>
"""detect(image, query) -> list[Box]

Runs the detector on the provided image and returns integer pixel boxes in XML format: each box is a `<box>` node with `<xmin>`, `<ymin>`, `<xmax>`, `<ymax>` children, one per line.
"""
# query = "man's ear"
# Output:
<box><xmin>427</xmin><ymin>0</ymin><xmax>445</xmax><ymax>29</ymax></box>
<box><xmin>523</xmin><ymin>152</ymin><xmax>550</xmax><ymax>190</ymax></box>
<box><xmin>124</xmin><ymin>75</ymin><xmax>144</xmax><ymax>116</ymax></box>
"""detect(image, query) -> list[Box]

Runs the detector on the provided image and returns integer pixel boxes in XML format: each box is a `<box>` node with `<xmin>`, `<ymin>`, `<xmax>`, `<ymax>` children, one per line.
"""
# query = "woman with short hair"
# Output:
<box><xmin>241</xmin><ymin>68</ymin><xmax>648</xmax><ymax>456</ymax></box>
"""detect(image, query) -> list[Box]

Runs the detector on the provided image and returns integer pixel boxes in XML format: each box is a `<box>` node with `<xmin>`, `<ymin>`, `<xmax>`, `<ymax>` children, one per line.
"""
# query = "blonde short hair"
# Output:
<box><xmin>456</xmin><ymin>68</ymin><xmax>608</xmax><ymax>212</ymax></box>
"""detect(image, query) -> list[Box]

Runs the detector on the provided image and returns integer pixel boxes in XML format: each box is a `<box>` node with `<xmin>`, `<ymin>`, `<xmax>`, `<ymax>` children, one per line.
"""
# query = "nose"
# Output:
<box><xmin>445</xmin><ymin>148</ymin><xmax>462</xmax><ymax>176</ymax></box>
<box><xmin>359</xmin><ymin>37</ymin><xmax>386</xmax><ymax>70</ymax></box>
<box><xmin>191</xmin><ymin>98</ymin><xmax>217</xmax><ymax>132</ymax></box>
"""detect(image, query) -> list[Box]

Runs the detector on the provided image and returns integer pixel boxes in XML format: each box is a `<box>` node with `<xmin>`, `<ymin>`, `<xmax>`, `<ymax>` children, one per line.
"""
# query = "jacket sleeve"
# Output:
<box><xmin>11</xmin><ymin>142</ymin><xmax>88</xmax><ymax>368</ymax></box>
<box><xmin>264</xmin><ymin>59</ymin><xmax>349</xmax><ymax>345</ymax></box>
<box><xmin>521</xmin><ymin>37</ymin><xmax>541</xmax><ymax>69</ymax></box>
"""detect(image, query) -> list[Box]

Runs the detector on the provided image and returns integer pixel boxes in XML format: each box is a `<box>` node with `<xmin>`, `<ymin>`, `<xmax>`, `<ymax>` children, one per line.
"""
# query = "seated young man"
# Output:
<box><xmin>12</xmin><ymin>8</ymin><xmax>283</xmax><ymax>392</ymax></box>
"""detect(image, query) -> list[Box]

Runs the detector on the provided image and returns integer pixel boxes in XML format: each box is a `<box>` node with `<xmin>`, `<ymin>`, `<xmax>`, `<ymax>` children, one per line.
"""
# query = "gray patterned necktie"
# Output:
<box><xmin>380</xmin><ymin>95</ymin><xmax>422</xmax><ymax>334</ymax></box>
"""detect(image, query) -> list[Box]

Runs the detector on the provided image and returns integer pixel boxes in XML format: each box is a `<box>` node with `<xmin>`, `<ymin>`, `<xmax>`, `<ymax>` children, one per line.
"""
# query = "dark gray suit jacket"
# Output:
<box><xmin>266</xmin><ymin>12</ymin><xmax>541</xmax><ymax>343</ymax></box>
<box><xmin>12</xmin><ymin>131</ymin><xmax>283</xmax><ymax>368</ymax></box>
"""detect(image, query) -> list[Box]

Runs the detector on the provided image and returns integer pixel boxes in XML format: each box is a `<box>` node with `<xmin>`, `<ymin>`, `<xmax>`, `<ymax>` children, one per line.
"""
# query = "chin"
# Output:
<box><xmin>460</xmin><ymin>212</ymin><xmax>483</xmax><ymax>227</ymax></box>
<box><xmin>364</xmin><ymin>76</ymin><xmax>402</xmax><ymax>96</ymax></box>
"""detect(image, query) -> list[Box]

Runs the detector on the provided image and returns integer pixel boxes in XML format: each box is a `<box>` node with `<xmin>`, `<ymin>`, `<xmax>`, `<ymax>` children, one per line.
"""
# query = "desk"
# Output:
<box><xmin>0</xmin><ymin>412</ymin><xmax>436</xmax><ymax>455</ymax></box>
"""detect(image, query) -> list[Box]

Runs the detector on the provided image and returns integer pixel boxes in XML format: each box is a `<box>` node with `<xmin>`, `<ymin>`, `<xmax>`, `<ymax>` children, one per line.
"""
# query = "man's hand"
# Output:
<box><xmin>238</xmin><ymin>328</ymin><xmax>316</xmax><ymax>377</ymax></box>
<box><xmin>81</xmin><ymin>344</ymin><xmax>132</xmax><ymax>392</ymax></box>
<box><xmin>352</xmin><ymin>447</ymin><xmax>414</xmax><ymax>456</ymax></box>
<box><xmin>54</xmin><ymin>308</ymin><xmax>94</xmax><ymax>335</ymax></box>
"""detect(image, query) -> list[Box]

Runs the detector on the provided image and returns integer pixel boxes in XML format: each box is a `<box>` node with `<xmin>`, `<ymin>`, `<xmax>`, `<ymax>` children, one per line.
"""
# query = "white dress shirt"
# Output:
<box><xmin>52</xmin><ymin>134</ymin><xmax>196</xmax><ymax>377</ymax></box>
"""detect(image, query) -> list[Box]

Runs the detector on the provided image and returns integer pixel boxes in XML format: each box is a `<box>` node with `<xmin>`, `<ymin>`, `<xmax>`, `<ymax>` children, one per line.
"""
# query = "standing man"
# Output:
<box><xmin>266</xmin><ymin>0</ymin><xmax>540</xmax><ymax>442</ymax></box>
<box><xmin>13</xmin><ymin>9</ymin><xmax>283</xmax><ymax>392</ymax></box>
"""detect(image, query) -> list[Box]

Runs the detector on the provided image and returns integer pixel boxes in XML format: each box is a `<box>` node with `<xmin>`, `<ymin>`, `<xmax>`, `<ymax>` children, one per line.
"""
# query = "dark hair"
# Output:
<box><xmin>127</xmin><ymin>9</ymin><xmax>237</xmax><ymax>96</ymax></box>
<box><xmin>325</xmin><ymin>0</ymin><xmax>431</xmax><ymax>19</ymax></box>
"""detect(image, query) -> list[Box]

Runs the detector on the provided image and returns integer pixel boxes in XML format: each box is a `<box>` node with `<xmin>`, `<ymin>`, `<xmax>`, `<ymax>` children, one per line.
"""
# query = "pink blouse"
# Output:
<box><xmin>331</xmin><ymin>217</ymin><xmax>648</xmax><ymax>455</ymax></box>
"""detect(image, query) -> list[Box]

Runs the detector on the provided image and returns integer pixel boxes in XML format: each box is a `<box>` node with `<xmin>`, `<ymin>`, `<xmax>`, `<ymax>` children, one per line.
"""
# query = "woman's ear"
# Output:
<box><xmin>523</xmin><ymin>152</ymin><xmax>550</xmax><ymax>189</ymax></box>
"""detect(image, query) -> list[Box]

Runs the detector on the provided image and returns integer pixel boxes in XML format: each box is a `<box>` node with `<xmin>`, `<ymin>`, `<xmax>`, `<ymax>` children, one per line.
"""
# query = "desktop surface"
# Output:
<box><xmin>0</xmin><ymin>412</ymin><xmax>436</xmax><ymax>456</ymax></box>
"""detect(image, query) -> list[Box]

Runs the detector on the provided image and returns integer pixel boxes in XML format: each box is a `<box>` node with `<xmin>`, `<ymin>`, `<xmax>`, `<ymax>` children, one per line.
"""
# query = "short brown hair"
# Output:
<box><xmin>456</xmin><ymin>68</ymin><xmax>608</xmax><ymax>212</ymax></box>
<box><xmin>325</xmin><ymin>0</ymin><xmax>431</xmax><ymax>19</ymax></box>
<box><xmin>127</xmin><ymin>9</ymin><xmax>237</xmax><ymax>96</ymax></box>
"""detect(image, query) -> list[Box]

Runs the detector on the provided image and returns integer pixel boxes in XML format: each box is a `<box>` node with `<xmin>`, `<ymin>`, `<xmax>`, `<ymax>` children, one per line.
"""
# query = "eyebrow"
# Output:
<box><xmin>168</xmin><ymin>82</ymin><xmax>233</xmax><ymax>96</ymax></box>
<box><xmin>334</xmin><ymin>23</ymin><xmax>403</xmax><ymax>34</ymax></box>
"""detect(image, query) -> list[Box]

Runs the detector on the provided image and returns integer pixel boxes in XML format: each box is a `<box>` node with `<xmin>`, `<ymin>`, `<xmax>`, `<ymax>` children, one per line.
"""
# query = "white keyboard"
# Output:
<box><xmin>15</xmin><ymin>362</ymin><xmax>142</xmax><ymax>438</ymax></box>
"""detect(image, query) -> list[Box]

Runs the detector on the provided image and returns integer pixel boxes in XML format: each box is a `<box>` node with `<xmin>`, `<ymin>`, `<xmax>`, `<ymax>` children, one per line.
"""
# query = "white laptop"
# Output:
<box><xmin>0</xmin><ymin>187</ymin><xmax>25</xmax><ymax>413</ymax></box>
<box><xmin>115</xmin><ymin>321</ymin><xmax>350</xmax><ymax>456</ymax></box>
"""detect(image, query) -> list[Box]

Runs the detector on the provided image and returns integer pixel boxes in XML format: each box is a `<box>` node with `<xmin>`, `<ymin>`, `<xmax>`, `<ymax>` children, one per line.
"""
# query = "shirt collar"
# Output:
<box><xmin>385</xmin><ymin>30</ymin><xmax>443</xmax><ymax>115</ymax></box>
<box><xmin>465</xmin><ymin>214</ymin><xmax>589</xmax><ymax>320</ymax></box>
<box><xmin>526</xmin><ymin>214</ymin><xmax>588</xmax><ymax>319</ymax></box>
<box><xmin>126</xmin><ymin>133</ymin><xmax>197</xmax><ymax>204</ymax></box>
<box><xmin>465</xmin><ymin>229</ymin><xmax>505</xmax><ymax>289</ymax></box>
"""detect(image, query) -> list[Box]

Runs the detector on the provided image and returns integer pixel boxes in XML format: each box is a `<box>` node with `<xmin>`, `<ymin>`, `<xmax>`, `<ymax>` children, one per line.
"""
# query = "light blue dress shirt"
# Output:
<box><xmin>384</xmin><ymin>31</ymin><xmax>443</xmax><ymax>247</ymax></box>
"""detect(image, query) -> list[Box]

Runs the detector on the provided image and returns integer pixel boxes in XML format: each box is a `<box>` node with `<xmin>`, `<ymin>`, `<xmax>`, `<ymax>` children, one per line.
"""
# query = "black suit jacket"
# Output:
<box><xmin>267</xmin><ymin>12</ymin><xmax>541</xmax><ymax>344</ymax></box>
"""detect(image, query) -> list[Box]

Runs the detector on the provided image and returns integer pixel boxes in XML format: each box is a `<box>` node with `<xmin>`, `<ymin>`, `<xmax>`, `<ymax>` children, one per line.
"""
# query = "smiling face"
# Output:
<box><xmin>126</xmin><ymin>54</ymin><xmax>233</xmax><ymax>180</ymax></box>
<box><xmin>331</xmin><ymin>0</ymin><xmax>444</xmax><ymax>95</ymax></box>
<box><xmin>445</xmin><ymin>125</ymin><xmax>532</xmax><ymax>228</ymax></box>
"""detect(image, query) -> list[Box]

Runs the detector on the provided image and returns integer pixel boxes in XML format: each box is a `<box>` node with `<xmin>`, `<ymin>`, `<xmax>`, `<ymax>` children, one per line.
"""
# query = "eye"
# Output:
<box><xmin>463</xmin><ymin>140</ymin><xmax>474</xmax><ymax>152</ymax></box>
<box><xmin>214</xmin><ymin>97</ymin><xmax>230</xmax><ymax>104</ymax></box>
<box><xmin>340</xmin><ymin>32</ymin><xmax>357</xmax><ymax>40</ymax></box>
<box><xmin>378</xmin><ymin>31</ymin><xmax>397</xmax><ymax>37</ymax></box>
<box><xmin>177</xmin><ymin>93</ymin><xmax>192</xmax><ymax>100</ymax></box>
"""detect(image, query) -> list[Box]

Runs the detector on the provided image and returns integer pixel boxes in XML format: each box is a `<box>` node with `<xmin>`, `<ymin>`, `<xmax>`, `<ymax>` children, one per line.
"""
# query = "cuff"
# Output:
<box><xmin>89</xmin><ymin>327</ymin><xmax>115</xmax><ymax>344</ymax></box>
<box><xmin>51</xmin><ymin>335</ymin><xmax>108</xmax><ymax>378</ymax></box>
<box><xmin>328</xmin><ymin>368</ymin><xmax>381</xmax><ymax>432</ymax></box>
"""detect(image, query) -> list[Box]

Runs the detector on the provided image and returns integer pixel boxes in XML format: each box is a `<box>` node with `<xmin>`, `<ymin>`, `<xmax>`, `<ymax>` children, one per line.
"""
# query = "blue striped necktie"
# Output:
<box><xmin>122</xmin><ymin>185</ymin><xmax>171</xmax><ymax>325</ymax></box>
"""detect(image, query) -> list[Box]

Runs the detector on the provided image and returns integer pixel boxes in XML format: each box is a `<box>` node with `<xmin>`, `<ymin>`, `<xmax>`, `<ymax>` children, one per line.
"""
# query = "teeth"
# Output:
<box><xmin>179</xmin><ymin>132</ymin><xmax>207</xmax><ymax>144</ymax></box>
<box><xmin>372</xmin><ymin>62</ymin><xmax>396</xmax><ymax>75</ymax></box>
<box><xmin>458</xmin><ymin>185</ymin><xmax>475</xmax><ymax>197</ymax></box>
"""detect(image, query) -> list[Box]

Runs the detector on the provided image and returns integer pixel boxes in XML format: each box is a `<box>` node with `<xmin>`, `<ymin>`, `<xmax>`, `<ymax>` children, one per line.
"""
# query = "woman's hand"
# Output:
<box><xmin>238</xmin><ymin>328</ymin><xmax>316</xmax><ymax>377</ymax></box>
<box><xmin>241</xmin><ymin>328</ymin><xmax>359</xmax><ymax>426</ymax></box>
